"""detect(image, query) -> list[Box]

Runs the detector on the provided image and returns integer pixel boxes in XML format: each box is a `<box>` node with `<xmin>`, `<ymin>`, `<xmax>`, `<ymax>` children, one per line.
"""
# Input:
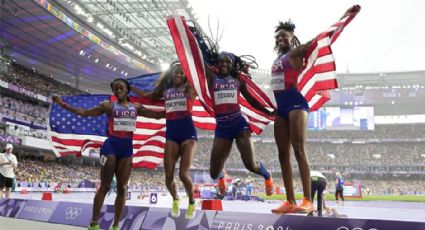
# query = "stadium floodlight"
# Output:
<box><xmin>161</xmin><ymin>62</ymin><xmax>170</xmax><ymax>71</ymax></box>
<box><xmin>95</xmin><ymin>58</ymin><xmax>99</xmax><ymax>63</ymax></box>
<box><xmin>106</xmin><ymin>63</ymin><xmax>110</xmax><ymax>68</ymax></box>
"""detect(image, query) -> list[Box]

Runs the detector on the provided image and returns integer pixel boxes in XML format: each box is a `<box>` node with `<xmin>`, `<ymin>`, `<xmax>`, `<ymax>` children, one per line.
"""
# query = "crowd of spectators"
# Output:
<box><xmin>10</xmin><ymin>156</ymin><xmax>425</xmax><ymax>196</ymax></box>
<box><xmin>0</xmin><ymin>94</ymin><xmax>48</xmax><ymax>126</ymax></box>
<box><xmin>13</xmin><ymin>154</ymin><xmax>167</xmax><ymax>191</ymax></box>
<box><xmin>307</xmin><ymin>124</ymin><xmax>425</xmax><ymax>140</ymax></box>
<box><xmin>249</xmin><ymin>124</ymin><xmax>425</xmax><ymax>140</ymax></box>
<box><xmin>0</xmin><ymin>64</ymin><xmax>84</xmax><ymax>97</ymax></box>
<box><xmin>222</xmin><ymin>172</ymin><xmax>425</xmax><ymax>196</ymax></box>
<box><xmin>195</xmin><ymin>139</ymin><xmax>425</xmax><ymax>169</ymax></box>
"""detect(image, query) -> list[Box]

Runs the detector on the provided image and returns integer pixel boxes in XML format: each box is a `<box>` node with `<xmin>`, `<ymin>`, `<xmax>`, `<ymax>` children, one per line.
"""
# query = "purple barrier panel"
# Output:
<box><xmin>212</xmin><ymin>211</ymin><xmax>302</xmax><ymax>230</ymax></box>
<box><xmin>0</xmin><ymin>199</ymin><xmax>28</xmax><ymax>217</ymax></box>
<box><xmin>302</xmin><ymin>216</ymin><xmax>425</xmax><ymax>230</ymax></box>
<box><xmin>48</xmin><ymin>201</ymin><xmax>92</xmax><ymax>227</ymax></box>
<box><xmin>212</xmin><ymin>211</ymin><xmax>425</xmax><ymax>230</ymax></box>
<box><xmin>98</xmin><ymin>204</ymin><xmax>150</xmax><ymax>230</ymax></box>
<box><xmin>15</xmin><ymin>200</ymin><xmax>59</xmax><ymax>222</ymax></box>
<box><xmin>141</xmin><ymin>207</ymin><xmax>216</xmax><ymax>230</ymax></box>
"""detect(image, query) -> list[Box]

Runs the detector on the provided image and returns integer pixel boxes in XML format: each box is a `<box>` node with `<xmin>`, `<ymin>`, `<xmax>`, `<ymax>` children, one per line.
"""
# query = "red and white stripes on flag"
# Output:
<box><xmin>48</xmin><ymin>96</ymin><xmax>166</xmax><ymax>169</ymax></box>
<box><xmin>167</xmin><ymin>15</ymin><xmax>274</xmax><ymax>134</ymax></box>
<box><xmin>298</xmin><ymin>10</ymin><xmax>360</xmax><ymax>111</ymax></box>
<box><xmin>48</xmin><ymin>96</ymin><xmax>214</xmax><ymax>168</ymax></box>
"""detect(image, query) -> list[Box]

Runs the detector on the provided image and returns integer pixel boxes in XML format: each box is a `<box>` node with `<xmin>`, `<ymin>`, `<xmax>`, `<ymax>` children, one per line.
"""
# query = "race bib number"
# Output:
<box><xmin>214</xmin><ymin>90</ymin><xmax>237</xmax><ymax>105</ymax></box>
<box><xmin>150</xmin><ymin>192</ymin><xmax>158</xmax><ymax>204</ymax></box>
<box><xmin>113</xmin><ymin>118</ymin><xmax>136</xmax><ymax>132</ymax></box>
<box><xmin>100</xmin><ymin>155</ymin><xmax>107</xmax><ymax>166</ymax></box>
<box><xmin>165</xmin><ymin>98</ymin><xmax>187</xmax><ymax>113</ymax></box>
<box><xmin>271</xmin><ymin>73</ymin><xmax>286</xmax><ymax>91</ymax></box>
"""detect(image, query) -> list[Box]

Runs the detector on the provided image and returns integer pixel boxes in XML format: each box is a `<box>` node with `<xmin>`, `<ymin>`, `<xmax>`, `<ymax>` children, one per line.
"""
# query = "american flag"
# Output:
<box><xmin>48</xmin><ymin>93</ymin><xmax>166</xmax><ymax>169</ymax></box>
<box><xmin>48</xmin><ymin>74</ymin><xmax>221</xmax><ymax>168</ymax></box>
<box><xmin>298</xmin><ymin>7</ymin><xmax>361</xmax><ymax>111</ymax></box>
<box><xmin>167</xmin><ymin>15</ymin><xmax>275</xmax><ymax>134</ymax></box>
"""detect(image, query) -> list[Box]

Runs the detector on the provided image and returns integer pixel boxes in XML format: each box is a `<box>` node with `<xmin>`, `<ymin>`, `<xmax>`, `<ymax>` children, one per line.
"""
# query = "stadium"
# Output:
<box><xmin>1</xmin><ymin>0</ymin><xmax>424</xmax><ymax>229</ymax></box>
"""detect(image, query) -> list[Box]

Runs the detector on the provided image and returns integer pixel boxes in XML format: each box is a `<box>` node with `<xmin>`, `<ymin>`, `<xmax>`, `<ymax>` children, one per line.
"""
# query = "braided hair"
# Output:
<box><xmin>187</xmin><ymin>20</ymin><xmax>258</xmax><ymax>79</ymax></box>
<box><xmin>216</xmin><ymin>52</ymin><xmax>257</xmax><ymax>79</ymax></box>
<box><xmin>274</xmin><ymin>19</ymin><xmax>301</xmax><ymax>52</ymax></box>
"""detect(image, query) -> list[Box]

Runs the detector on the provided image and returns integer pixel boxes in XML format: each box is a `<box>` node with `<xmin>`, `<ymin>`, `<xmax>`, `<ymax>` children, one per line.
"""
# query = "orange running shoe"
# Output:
<box><xmin>271</xmin><ymin>201</ymin><xmax>302</xmax><ymax>214</ymax></box>
<box><xmin>265</xmin><ymin>172</ymin><xmax>274</xmax><ymax>196</ymax></box>
<box><xmin>218</xmin><ymin>178</ymin><xmax>227</xmax><ymax>196</ymax></box>
<box><xmin>298</xmin><ymin>198</ymin><xmax>315</xmax><ymax>213</ymax></box>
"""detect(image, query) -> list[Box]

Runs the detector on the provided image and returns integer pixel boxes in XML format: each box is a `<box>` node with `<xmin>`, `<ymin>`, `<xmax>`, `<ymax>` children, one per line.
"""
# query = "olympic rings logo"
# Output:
<box><xmin>336</xmin><ymin>227</ymin><xmax>378</xmax><ymax>230</ymax></box>
<box><xmin>65</xmin><ymin>207</ymin><xmax>83</xmax><ymax>220</ymax></box>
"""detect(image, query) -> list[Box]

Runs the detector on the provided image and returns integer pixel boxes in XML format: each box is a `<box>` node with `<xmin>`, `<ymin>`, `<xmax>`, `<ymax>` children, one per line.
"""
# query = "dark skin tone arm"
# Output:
<box><xmin>132</xmin><ymin>86</ymin><xmax>165</xmax><ymax>100</ymax></box>
<box><xmin>131</xmin><ymin>87</ymin><xmax>151</xmax><ymax>98</ymax></box>
<box><xmin>288</xmin><ymin>5</ymin><xmax>360</xmax><ymax>72</ymax></box>
<box><xmin>52</xmin><ymin>95</ymin><xmax>109</xmax><ymax>116</ymax></box>
<box><xmin>133</xmin><ymin>103</ymin><xmax>165</xmax><ymax>119</ymax></box>
<box><xmin>288</xmin><ymin>40</ymin><xmax>312</xmax><ymax>73</ymax></box>
<box><xmin>240</xmin><ymin>80</ymin><xmax>273</xmax><ymax>116</ymax></box>
<box><xmin>52</xmin><ymin>95</ymin><xmax>164</xmax><ymax>119</ymax></box>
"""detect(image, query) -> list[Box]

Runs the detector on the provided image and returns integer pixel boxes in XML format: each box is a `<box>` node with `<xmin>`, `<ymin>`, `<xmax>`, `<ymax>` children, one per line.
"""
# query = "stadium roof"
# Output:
<box><xmin>56</xmin><ymin>0</ymin><xmax>198</xmax><ymax>67</ymax></box>
<box><xmin>2</xmin><ymin>0</ymin><xmax>424</xmax><ymax>93</ymax></box>
<box><xmin>0</xmin><ymin>0</ymin><xmax>199</xmax><ymax>93</ymax></box>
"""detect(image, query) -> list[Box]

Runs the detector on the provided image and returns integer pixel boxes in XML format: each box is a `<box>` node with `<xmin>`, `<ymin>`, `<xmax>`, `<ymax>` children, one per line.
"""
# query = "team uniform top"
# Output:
<box><xmin>164</xmin><ymin>87</ymin><xmax>193</xmax><ymax>120</ymax></box>
<box><xmin>271</xmin><ymin>54</ymin><xmax>299</xmax><ymax>93</ymax></box>
<box><xmin>107</xmin><ymin>102</ymin><xmax>137</xmax><ymax>139</ymax></box>
<box><xmin>211</xmin><ymin>75</ymin><xmax>241</xmax><ymax>117</ymax></box>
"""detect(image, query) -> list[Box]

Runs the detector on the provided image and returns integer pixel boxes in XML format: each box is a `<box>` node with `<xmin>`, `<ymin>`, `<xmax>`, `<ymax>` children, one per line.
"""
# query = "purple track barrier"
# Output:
<box><xmin>2</xmin><ymin>199</ymin><xmax>425</xmax><ymax>230</ymax></box>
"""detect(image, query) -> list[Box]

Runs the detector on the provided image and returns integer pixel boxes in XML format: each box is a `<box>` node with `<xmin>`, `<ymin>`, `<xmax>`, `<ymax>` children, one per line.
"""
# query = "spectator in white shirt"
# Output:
<box><xmin>0</xmin><ymin>143</ymin><xmax>18</xmax><ymax>199</ymax></box>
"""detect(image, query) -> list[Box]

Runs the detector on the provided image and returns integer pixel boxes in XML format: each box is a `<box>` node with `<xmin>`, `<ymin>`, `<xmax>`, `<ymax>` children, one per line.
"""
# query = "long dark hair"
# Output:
<box><xmin>152</xmin><ymin>62</ymin><xmax>191</xmax><ymax>97</ymax></box>
<box><xmin>274</xmin><ymin>19</ymin><xmax>301</xmax><ymax>52</ymax></box>
<box><xmin>187</xmin><ymin>20</ymin><xmax>257</xmax><ymax>79</ymax></box>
